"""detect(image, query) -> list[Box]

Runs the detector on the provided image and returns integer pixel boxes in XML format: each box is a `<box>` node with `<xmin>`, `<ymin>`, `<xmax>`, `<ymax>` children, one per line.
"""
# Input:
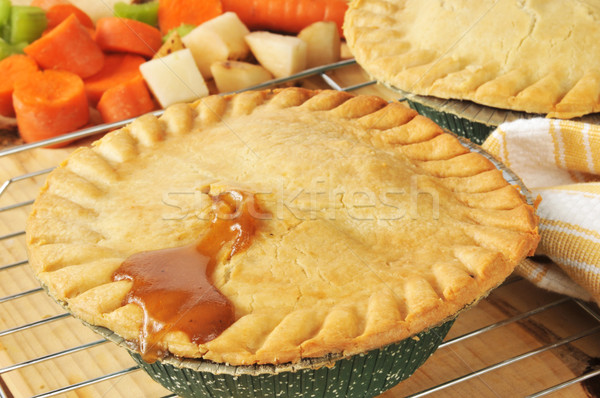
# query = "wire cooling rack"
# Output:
<box><xmin>1</xmin><ymin>59</ymin><xmax>599</xmax><ymax>398</ymax></box>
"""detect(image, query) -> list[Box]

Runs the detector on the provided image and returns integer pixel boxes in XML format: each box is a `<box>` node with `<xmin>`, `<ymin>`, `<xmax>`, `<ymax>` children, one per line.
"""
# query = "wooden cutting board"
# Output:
<box><xmin>1</xmin><ymin>64</ymin><xmax>599</xmax><ymax>397</ymax></box>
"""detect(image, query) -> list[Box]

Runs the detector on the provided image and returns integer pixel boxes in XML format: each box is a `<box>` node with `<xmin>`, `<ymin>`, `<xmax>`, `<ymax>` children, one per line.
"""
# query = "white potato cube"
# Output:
<box><xmin>340</xmin><ymin>41</ymin><xmax>354</xmax><ymax>59</ymax></box>
<box><xmin>140</xmin><ymin>48</ymin><xmax>209</xmax><ymax>108</ymax></box>
<box><xmin>182</xmin><ymin>12</ymin><xmax>250</xmax><ymax>79</ymax></box>
<box><xmin>298</xmin><ymin>21</ymin><xmax>341</xmax><ymax>68</ymax></box>
<box><xmin>210</xmin><ymin>60</ymin><xmax>273</xmax><ymax>93</ymax></box>
<box><xmin>245</xmin><ymin>31</ymin><xmax>307</xmax><ymax>79</ymax></box>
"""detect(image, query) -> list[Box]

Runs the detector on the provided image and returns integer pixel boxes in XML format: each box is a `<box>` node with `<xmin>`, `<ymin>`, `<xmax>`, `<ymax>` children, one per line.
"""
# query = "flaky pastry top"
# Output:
<box><xmin>26</xmin><ymin>88</ymin><xmax>539</xmax><ymax>365</ymax></box>
<box><xmin>344</xmin><ymin>0</ymin><xmax>600</xmax><ymax>118</ymax></box>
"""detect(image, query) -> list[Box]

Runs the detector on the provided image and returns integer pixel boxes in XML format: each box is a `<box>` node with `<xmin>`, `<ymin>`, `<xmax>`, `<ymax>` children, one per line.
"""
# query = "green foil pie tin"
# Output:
<box><xmin>101</xmin><ymin>319</ymin><xmax>454</xmax><ymax>398</ymax></box>
<box><xmin>402</xmin><ymin>93</ymin><xmax>512</xmax><ymax>145</ymax></box>
<box><xmin>397</xmin><ymin>91</ymin><xmax>600</xmax><ymax>144</ymax></box>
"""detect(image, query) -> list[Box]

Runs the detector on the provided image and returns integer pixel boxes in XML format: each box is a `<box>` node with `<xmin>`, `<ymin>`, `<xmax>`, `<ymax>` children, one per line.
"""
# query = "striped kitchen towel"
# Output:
<box><xmin>483</xmin><ymin>118</ymin><xmax>600</xmax><ymax>304</ymax></box>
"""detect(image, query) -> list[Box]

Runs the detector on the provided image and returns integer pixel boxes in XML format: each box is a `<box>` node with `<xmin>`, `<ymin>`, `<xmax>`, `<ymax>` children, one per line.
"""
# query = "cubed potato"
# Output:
<box><xmin>140</xmin><ymin>48</ymin><xmax>208</xmax><ymax>107</ymax></box>
<box><xmin>245</xmin><ymin>31</ymin><xmax>307</xmax><ymax>78</ymax></box>
<box><xmin>340</xmin><ymin>41</ymin><xmax>354</xmax><ymax>59</ymax></box>
<box><xmin>181</xmin><ymin>11</ymin><xmax>250</xmax><ymax>79</ymax></box>
<box><xmin>211</xmin><ymin>60</ymin><xmax>273</xmax><ymax>93</ymax></box>
<box><xmin>298</xmin><ymin>21</ymin><xmax>341</xmax><ymax>68</ymax></box>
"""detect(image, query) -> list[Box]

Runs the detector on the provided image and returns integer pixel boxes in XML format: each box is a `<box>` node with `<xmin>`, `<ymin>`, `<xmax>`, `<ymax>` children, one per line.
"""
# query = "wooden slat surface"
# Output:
<box><xmin>1</xmin><ymin>64</ymin><xmax>599</xmax><ymax>398</ymax></box>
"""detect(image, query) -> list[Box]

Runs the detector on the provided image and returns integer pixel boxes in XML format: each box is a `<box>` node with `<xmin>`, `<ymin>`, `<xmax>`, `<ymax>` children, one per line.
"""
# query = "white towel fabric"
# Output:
<box><xmin>483</xmin><ymin>118</ymin><xmax>600</xmax><ymax>304</ymax></box>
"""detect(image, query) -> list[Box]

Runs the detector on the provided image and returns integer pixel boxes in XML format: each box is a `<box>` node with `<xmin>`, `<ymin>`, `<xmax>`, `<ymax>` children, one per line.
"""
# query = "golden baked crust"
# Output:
<box><xmin>344</xmin><ymin>0</ymin><xmax>600</xmax><ymax>118</ymax></box>
<box><xmin>26</xmin><ymin>88</ymin><xmax>539</xmax><ymax>365</ymax></box>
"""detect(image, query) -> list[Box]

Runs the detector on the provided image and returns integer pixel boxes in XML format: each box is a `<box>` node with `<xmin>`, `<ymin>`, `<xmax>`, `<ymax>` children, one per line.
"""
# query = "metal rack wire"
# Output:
<box><xmin>0</xmin><ymin>60</ymin><xmax>599</xmax><ymax>398</ymax></box>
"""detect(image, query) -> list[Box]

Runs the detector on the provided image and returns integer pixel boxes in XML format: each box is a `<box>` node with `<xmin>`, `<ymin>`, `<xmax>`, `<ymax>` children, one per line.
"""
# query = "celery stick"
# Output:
<box><xmin>11</xmin><ymin>39</ymin><xmax>25</xmax><ymax>52</ymax></box>
<box><xmin>114</xmin><ymin>1</ymin><xmax>159</xmax><ymax>27</ymax></box>
<box><xmin>0</xmin><ymin>0</ymin><xmax>11</xmax><ymax>28</ymax></box>
<box><xmin>0</xmin><ymin>37</ymin><xmax>11</xmax><ymax>59</ymax></box>
<box><xmin>9</xmin><ymin>6</ymin><xmax>47</xmax><ymax>44</ymax></box>
<box><xmin>0</xmin><ymin>37</ymin><xmax>25</xmax><ymax>60</ymax></box>
<box><xmin>0</xmin><ymin>24</ymin><xmax>7</xmax><ymax>43</ymax></box>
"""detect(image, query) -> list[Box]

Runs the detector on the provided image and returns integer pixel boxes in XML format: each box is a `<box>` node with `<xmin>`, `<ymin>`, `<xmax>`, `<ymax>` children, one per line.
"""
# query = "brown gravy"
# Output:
<box><xmin>113</xmin><ymin>190</ymin><xmax>262</xmax><ymax>362</ymax></box>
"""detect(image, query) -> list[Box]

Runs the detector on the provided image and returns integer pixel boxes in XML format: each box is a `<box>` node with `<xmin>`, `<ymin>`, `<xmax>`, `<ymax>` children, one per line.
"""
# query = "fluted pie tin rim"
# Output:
<box><xmin>395</xmin><ymin>88</ymin><xmax>600</xmax><ymax>145</ymax></box>
<box><xmin>111</xmin><ymin>319</ymin><xmax>454</xmax><ymax>398</ymax></box>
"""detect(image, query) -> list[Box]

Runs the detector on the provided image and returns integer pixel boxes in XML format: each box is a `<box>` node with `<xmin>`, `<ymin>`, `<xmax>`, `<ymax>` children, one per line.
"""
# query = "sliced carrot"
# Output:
<box><xmin>158</xmin><ymin>0</ymin><xmax>222</xmax><ymax>35</ymax></box>
<box><xmin>13</xmin><ymin>69</ymin><xmax>89</xmax><ymax>145</ymax></box>
<box><xmin>30</xmin><ymin>0</ymin><xmax>70</xmax><ymax>10</ymax></box>
<box><xmin>97</xmin><ymin>76</ymin><xmax>156</xmax><ymax>124</ymax></box>
<box><xmin>25</xmin><ymin>14</ymin><xmax>104</xmax><ymax>78</ymax></box>
<box><xmin>221</xmin><ymin>0</ymin><xmax>348</xmax><ymax>35</ymax></box>
<box><xmin>84</xmin><ymin>53</ymin><xmax>146</xmax><ymax>105</ymax></box>
<box><xmin>45</xmin><ymin>4</ymin><xmax>94</xmax><ymax>31</ymax></box>
<box><xmin>94</xmin><ymin>17</ymin><xmax>162</xmax><ymax>58</ymax></box>
<box><xmin>0</xmin><ymin>54</ymin><xmax>39</xmax><ymax>117</ymax></box>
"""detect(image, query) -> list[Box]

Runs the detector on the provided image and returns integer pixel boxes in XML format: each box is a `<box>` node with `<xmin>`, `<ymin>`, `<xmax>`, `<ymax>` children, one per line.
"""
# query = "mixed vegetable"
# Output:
<box><xmin>0</xmin><ymin>0</ymin><xmax>348</xmax><ymax>146</ymax></box>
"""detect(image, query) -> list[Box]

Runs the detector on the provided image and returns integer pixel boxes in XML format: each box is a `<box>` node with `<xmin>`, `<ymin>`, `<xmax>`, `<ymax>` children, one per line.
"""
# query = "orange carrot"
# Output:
<box><xmin>97</xmin><ymin>76</ymin><xmax>156</xmax><ymax>124</ymax></box>
<box><xmin>84</xmin><ymin>53</ymin><xmax>146</xmax><ymax>105</ymax></box>
<box><xmin>30</xmin><ymin>0</ymin><xmax>70</xmax><ymax>10</ymax></box>
<box><xmin>13</xmin><ymin>69</ymin><xmax>89</xmax><ymax>145</ymax></box>
<box><xmin>158</xmin><ymin>0</ymin><xmax>222</xmax><ymax>35</ymax></box>
<box><xmin>221</xmin><ymin>0</ymin><xmax>348</xmax><ymax>35</ymax></box>
<box><xmin>94</xmin><ymin>17</ymin><xmax>162</xmax><ymax>58</ymax></box>
<box><xmin>0</xmin><ymin>55</ymin><xmax>39</xmax><ymax>117</ymax></box>
<box><xmin>45</xmin><ymin>4</ymin><xmax>94</xmax><ymax>31</ymax></box>
<box><xmin>25</xmin><ymin>14</ymin><xmax>104</xmax><ymax>78</ymax></box>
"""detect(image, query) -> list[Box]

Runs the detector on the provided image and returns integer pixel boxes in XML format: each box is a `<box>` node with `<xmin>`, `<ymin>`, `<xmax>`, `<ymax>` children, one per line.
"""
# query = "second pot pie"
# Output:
<box><xmin>344</xmin><ymin>0</ymin><xmax>600</xmax><ymax>119</ymax></box>
<box><xmin>26</xmin><ymin>88</ymin><xmax>539</xmax><ymax>367</ymax></box>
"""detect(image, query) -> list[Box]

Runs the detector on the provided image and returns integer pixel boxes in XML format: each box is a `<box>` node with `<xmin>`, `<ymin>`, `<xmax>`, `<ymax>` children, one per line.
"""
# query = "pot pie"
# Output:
<box><xmin>344</xmin><ymin>0</ymin><xmax>600</xmax><ymax>119</ymax></box>
<box><xmin>26</xmin><ymin>88</ymin><xmax>539</xmax><ymax>367</ymax></box>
